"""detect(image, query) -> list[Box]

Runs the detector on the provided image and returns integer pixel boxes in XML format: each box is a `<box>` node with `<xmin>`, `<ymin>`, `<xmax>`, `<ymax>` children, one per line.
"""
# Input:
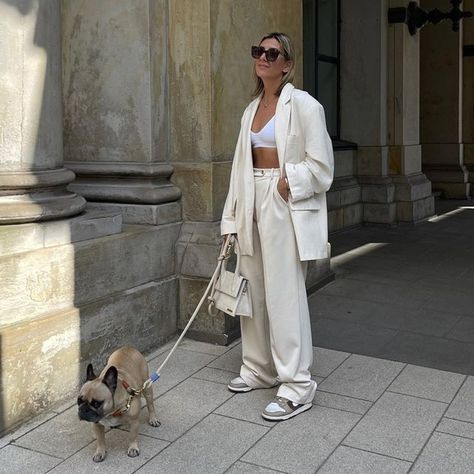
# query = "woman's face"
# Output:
<box><xmin>254</xmin><ymin>37</ymin><xmax>291</xmax><ymax>82</ymax></box>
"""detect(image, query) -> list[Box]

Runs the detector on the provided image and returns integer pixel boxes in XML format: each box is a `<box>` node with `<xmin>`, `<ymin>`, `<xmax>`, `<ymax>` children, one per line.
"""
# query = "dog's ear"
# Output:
<box><xmin>102</xmin><ymin>366</ymin><xmax>118</xmax><ymax>394</ymax></box>
<box><xmin>86</xmin><ymin>363</ymin><xmax>96</xmax><ymax>381</ymax></box>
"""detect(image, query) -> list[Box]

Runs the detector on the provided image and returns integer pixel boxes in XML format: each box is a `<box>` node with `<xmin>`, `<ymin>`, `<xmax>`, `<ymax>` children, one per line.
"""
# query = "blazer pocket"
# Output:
<box><xmin>289</xmin><ymin>195</ymin><xmax>320</xmax><ymax>211</ymax></box>
<box><xmin>285</xmin><ymin>135</ymin><xmax>303</xmax><ymax>162</ymax></box>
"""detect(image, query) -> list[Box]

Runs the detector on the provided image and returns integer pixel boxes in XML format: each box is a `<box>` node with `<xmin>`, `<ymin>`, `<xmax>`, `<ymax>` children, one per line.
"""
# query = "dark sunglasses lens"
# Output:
<box><xmin>265</xmin><ymin>48</ymin><xmax>280</xmax><ymax>61</ymax></box>
<box><xmin>251</xmin><ymin>46</ymin><xmax>264</xmax><ymax>59</ymax></box>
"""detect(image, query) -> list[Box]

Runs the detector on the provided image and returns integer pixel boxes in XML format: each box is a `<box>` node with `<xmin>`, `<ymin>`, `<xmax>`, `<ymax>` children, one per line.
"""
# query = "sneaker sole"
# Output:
<box><xmin>261</xmin><ymin>402</ymin><xmax>312</xmax><ymax>421</ymax></box>
<box><xmin>227</xmin><ymin>384</ymin><xmax>253</xmax><ymax>393</ymax></box>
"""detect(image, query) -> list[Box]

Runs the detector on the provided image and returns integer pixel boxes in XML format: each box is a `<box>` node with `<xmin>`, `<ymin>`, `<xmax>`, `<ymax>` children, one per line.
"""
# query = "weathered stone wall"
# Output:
<box><xmin>0</xmin><ymin>0</ymin><xmax>180</xmax><ymax>435</ymax></box>
<box><xmin>169</xmin><ymin>0</ymin><xmax>330</xmax><ymax>344</ymax></box>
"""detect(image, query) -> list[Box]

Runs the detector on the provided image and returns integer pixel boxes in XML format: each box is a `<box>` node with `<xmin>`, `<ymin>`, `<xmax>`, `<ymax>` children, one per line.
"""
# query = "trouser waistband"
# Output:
<box><xmin>253</xmin><ymin>168</ymin><xmax>281</xmax><ymax>177</ymax></box>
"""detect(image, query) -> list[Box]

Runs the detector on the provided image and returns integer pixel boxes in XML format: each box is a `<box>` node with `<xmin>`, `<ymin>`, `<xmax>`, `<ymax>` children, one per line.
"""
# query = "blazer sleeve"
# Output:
<box><xmin>285</xmin><ymin>98</ymin><xmax>334</xmax><ymax>202</ymax></box>
<box><xmin>220</xmin><ymin>119</ymin><xmax>245</xmax><ymax>236</ymax></box>
<box><xmin>221</xmin><ymin>162</ymin><xmax>237</xmax><ymax>235</ymax></box>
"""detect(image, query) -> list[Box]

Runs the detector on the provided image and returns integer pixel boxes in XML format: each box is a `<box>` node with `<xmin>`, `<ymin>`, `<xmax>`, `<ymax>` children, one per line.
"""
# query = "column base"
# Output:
<box><xmin>66</xmin><ymin>161</ymin><xmax>182</xmax><ymax>204</ymax></box>
<box><xmin>327</xmin><ymin>177</ymin><xmax>363</xmax><ymax>231</ymax></box>
<box><xmin>86</xmin><ymin>201</ymin><xmax>182</xmax><ymax>225</ymax></box>
<box><xmin>0</xmin><ymin>168</ymin><xmax>86</xmax><ymax>224</ymax></box>
<box><xmin>393</xmin><ymin>173</ymin><xmax>435</xmax><ymax>222</ymax></box>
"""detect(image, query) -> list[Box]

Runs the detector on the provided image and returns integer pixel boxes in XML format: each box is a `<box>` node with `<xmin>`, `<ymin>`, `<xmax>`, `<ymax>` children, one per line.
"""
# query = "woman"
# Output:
<box><xmin>221</xmin><ymin>32</ymin><xmax>334</xmax><ymax>421</ymax></box>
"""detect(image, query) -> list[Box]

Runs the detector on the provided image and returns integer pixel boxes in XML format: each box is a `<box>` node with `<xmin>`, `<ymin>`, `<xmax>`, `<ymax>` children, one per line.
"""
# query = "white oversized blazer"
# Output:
<box><xmin>221</xmin><ymin>83</ymin><xmax>334</xmax><ymax>261</ymax></box>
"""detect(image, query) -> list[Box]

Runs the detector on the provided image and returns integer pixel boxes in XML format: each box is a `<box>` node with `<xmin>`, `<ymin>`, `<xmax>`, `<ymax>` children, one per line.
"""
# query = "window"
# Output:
<box><xmin>303</xmin><ymin>0</ymin><xmax>340</xmax><ymax>139</ymax></box>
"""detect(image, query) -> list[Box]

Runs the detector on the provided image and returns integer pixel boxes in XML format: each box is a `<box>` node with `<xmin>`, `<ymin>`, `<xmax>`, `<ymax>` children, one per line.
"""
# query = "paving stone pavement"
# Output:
<box><xmin>311</xmin><ymin>201</ymin><xmax>474</xmax><ymax>374</ymax></box>
<box><xmin>1</xmin><ymin>338</ymin><xmax>474</xmax><ymax>473</ymax></box>
<box><xmin>2</xmin><ymin>200</ymin><xmax>473</xmax><ymax>473</ymax></box>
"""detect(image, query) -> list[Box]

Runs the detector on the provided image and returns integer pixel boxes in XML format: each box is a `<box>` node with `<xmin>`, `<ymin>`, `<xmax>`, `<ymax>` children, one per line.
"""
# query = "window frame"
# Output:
<box><xmin>303</xmin><ymin>0</ymin><xmax>341</xmax><ymax>140</ymax></box>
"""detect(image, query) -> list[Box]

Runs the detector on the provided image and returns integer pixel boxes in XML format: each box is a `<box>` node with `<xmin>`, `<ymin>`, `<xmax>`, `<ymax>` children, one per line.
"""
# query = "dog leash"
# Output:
<box><xmin>140</xmin><ymin>235</ymin><xmax>234</xmax><ymax>392</ymax></box>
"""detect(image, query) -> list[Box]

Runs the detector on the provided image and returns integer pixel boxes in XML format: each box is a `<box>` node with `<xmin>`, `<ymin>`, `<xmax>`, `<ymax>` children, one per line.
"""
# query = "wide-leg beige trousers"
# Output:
<box><xmin>238</xmin><ymin>168</ymin><xmax>317</xmax><ymax>404</ymax></box>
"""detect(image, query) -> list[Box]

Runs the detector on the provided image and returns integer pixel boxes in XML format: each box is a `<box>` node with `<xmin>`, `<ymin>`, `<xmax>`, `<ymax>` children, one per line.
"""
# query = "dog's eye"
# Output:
<box><xmin>77</xmin><ymin>397</ymin><xmax>83</xmax><ymax>405</ymax></box>
<box><xmin>91</xmin><ymin>400</ymin><xmax>103</xmax><ymax>409</ymax></box>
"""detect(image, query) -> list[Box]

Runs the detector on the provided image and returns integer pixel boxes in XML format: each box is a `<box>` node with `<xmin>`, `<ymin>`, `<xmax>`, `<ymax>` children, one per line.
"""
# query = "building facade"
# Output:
<box><xmin>0</xmin><ymin>0</ymin><xmax>472</xmax><ymax>433</ymax></box>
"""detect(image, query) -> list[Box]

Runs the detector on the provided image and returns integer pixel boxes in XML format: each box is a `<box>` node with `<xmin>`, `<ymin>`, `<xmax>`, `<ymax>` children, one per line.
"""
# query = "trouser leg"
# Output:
<box><xmin>239</xmin><ymin>219</ymin><xmax>279</xmax><ymax>388</ymax></box>
<box><xmin>256</xmin><ymin>174</ymin><xmax>316</xmax><ymax>404</ymax></box>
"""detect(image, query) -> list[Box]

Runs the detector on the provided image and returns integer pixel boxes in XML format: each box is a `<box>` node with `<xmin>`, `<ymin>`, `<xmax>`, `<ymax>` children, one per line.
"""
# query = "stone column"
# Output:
<box><xmin>341</xmin><ymin>0</ymin><xmax>396</xmax><ymax>224</ymax></box>
<box><xmin>463</xmin><ymin>0</ymin><xmax>474</xmax><ymax>195</ymax></box>
<box><xmin>388</xmin><ymin>0</ymin><xmax>434</xmax><ymax>221</ymax></box>
<box><xmin>341</xmin><ymin>0</ymin><xmax>433</xmax><ymax>223</ymax></box>
<box><xmin>171</xmin><ymin>0</ymin><xmax>306</xmax><ymax>344</ymax></box>
<box><xmin>62</xmin><ymin>0</ymin><xmax>181</xmax><ymax>225</ymax></box>
<box><xmin>0</xmin><ymin>0</ymin><xmax>85</xmax><ymax>224</ymax></box>
<box><xmin>420</xmin><ymin>0</ymin><xmax>470</xmax><ymax>198</ymax></box>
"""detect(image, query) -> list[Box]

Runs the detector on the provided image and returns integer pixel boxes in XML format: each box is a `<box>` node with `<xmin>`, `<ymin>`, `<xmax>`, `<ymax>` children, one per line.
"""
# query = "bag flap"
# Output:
<box><xmin>215</xmin><ymin>270</ymin><xmax>246</xmax><ymax>297</ymax></box>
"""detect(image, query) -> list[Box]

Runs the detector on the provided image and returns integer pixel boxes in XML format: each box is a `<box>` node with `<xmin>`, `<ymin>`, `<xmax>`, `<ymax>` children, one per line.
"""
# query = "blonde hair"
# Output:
<box><xmin>252</xmin><ymin>32</ymin><xmax>295</xmax><ymax>99</ymax></box>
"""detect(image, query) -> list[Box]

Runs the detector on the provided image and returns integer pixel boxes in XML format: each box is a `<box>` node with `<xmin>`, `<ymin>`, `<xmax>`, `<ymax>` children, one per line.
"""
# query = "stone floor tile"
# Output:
<box><xmin>0</xmin><ymin>410</ymin><xmax>57</xmax><ymax>449</ymax></box>
<box><xmin>343</xmin><ymin>392</ymin><xmax>447</xmax><ymax>461</ymax></box>
<box><xmin>318</xmin><ymin>278</ymin><xmax>430</xmax><ymax>309</ymax></box>
<box><xmin>226</xmin><ymin>461</ymin><xmax>284</xmax><ymax>473</ymax></box>
<box><xmin>242</xmin><ymin>405</ymin><xmax>360</xmax><ymax>473</ymax></box>
<box><xmin>145</xmin><ymin>336</ymin><xmax>179</xmax><ymax>361</ymax></box>
<box><xmin>207</xmin><ymin>344</ymin><xmax>242</xmax><ymax>373</ymax></box>
<box><xmin>215</xmin><ymin>386</ymin><xmax>279</xmax><ymax>427</ymax></box>
<box><xmin>134</xmin><ymin>414</ymin><xmax>268</xmax><ymax>474</ymax></box>
<box><xmin>48</xmin><ymin>429</ymin><xmax>168</xmax><ymax>473</ymax></box>
<box><xmin>311</xmin><ymin>346</ymin><xmax>351</xmax><ymax>378</ymax></box>
<box><xmin>318</xmin><ymin>354</ymin><xmax>404</xmax><ymax>401</ymax></box>
<box><xmin>436</xmin><ymin>417</ymin><xmax>474</xmax><ymax>440</ymax></box>
<box><xmin>423</xmin><ymin>287</ymin><xmax>474</xmax><ymax>317</ymax></box>
<box><xmin>377</xmin><ymin>332</ymin><xmax>474</xmax><ymax>375</ymax></box>
<box><xmin>312</xmin><ymin>318</ymin><xmax>399</xmax><ymax>356</ymax></box>
<box><xmin>147</xmin><ymin>348</ymin><xmax>217</xmax><ymax>397</ymax></box>
<box><xmin>179</xmin><ymin>338</ymin><xmax>229</xmax><ymax>356</ymax></box>
<box><xmin>411</xmin><ymin>432</ymin><xmax>474</xmax><ymax>473</ymax></box>
<box><xmin>446</xmin><ymin>316</ymin><xmax>474</xmax><ymax>343</ymax></box>
<box><xmin>13</xmin><ymin>406</ymin><xmax>95</xmax><ymax>459</ymax></box>
<box><xmin>0</xmin><ymin>444</ymin><xmax>61</xmax><ymax>473</ymax></box>
<box><xmin>51</xmin><ymin>399</ymin><xmax>76</xmax><ymax>415</ymax></box>
<box><xmin>192</xmin><ymin>366</ymin><xmax>239</xmax><ymax>385</ymax></box>
<box><xmin>317</xmin><ymin>445</ymin><xmax>411</xmax><ymax>474</ymax></box>
<box><xmin>311</xmin><ymin>293</ymin><xmax>459</xmax><ymax>338</ymax></box>
<box><xmin>136</xmin><ymin>378</ymin><xmax>234</xmax><ymax>441</ymax></box>
<box><xmin>314</xmin><ymin>391</ymin><xmax>373</xmax><ymax>415</ymax></box>
<box><xmin>388</xmin><ymin>365</ymin><xmax>466</xmax><ymax>403</ymax></box>
<box><xmin>445</xmin><ymin>377</ymin><xmax>474</xmax><ymax>423</ymax></box>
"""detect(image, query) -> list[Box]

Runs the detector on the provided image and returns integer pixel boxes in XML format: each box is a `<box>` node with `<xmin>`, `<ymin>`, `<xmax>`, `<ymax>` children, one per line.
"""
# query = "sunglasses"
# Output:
<box><xmin>251</xmin><ymin>46</ymin><xmax>283</xmax><ymax>62</ymax></box>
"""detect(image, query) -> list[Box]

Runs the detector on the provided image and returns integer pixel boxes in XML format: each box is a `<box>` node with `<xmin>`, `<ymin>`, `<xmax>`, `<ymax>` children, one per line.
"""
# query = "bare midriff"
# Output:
<box><xmin>252</xmin><ymin>147</ymin><xmax>280</xmax><ymax>168</ymax></box>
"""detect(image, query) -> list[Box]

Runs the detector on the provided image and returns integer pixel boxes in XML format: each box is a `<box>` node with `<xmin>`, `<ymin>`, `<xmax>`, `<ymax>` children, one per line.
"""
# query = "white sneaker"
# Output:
<box><xmin>228</xmin><ymin>376</ymin><xmax>253</xmax><ymax>393</ymax></box>
<box><xmin>262</xmin><ymin>396</ymin><xmax>312</xmax><ymax>421</ymax></box>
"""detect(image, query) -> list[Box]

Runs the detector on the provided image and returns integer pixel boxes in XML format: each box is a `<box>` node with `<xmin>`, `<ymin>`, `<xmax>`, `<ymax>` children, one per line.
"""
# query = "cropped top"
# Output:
<box><xmin>250</xmin><ymin>116</ymin><xmax>276</xmax><ymax>148</ymax></box>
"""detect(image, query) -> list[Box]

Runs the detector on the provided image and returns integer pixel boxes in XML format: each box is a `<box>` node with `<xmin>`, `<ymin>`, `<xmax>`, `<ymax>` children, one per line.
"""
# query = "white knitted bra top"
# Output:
<box><xmin>250</xmin><ymin>116</ymin><xmax>276</xmax><ymax>148</ymax></box>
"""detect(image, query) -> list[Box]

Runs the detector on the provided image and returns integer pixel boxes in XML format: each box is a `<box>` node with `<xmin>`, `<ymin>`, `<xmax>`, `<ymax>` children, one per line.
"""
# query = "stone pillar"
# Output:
<box><xmin>388</xmin><ymin>0</ymin><xmax>434</xmax><ymax>221</ymax></box>
<box><xmin>420</xmin><ymin>0</ymin><xmax>470</xmax><ymax>198</ymax></box>
<box><xmin>62</xmin><ymin>0</ymin><xmax>181</xmax><ymax>225</ymax></box>
<box><xmin>341</xmin><ymin>0</ymin><xmax>396</xmax><ymax>224</ymax></box>
<box><xmin>341</xmin><ymin>0</ymin><xmax>433</xmax><ymax>223</ymax></box>
<box><xmin>171</xmin><ymin>0</ymin><xmax>306</xmax><ymax>344</ymax></box>
<box><xmin>0</xmin><ymin>0</ymin><xmax>85</xmax><ymax>224</ymax></box>
<box><xmin>463</xmin><ymin>0</ymin><xmax>474</xmax><ymax>195</ymax></box>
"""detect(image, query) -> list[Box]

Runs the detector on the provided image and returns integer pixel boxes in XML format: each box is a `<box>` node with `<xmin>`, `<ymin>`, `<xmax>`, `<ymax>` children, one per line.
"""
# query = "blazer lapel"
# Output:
<box><xmin>275</xmin><ymin>83</ymin><xmax>294</xmax><ymax>172</ymax></box>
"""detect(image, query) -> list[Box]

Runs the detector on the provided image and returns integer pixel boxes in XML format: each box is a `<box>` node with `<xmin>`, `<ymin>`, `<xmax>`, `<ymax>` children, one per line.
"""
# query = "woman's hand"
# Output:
<box><xmin>277</xmin><ymin>177</ymin><xmax>290</xmax><ymax>202</ymax></box>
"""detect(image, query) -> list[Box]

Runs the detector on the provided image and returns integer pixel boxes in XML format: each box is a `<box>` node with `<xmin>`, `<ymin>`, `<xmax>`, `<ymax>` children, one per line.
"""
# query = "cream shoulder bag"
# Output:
<box><xmin>208</xmin><ymin>235</ymin><xmax>252</xmax><ymax>318</ymax></box>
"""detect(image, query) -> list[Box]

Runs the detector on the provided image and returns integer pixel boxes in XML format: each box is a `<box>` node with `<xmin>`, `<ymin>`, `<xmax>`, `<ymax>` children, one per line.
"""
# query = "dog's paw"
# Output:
<box><xmin>93</xmin><ymin>451</ymin><xmax>106</xmax><ymax>463</ymax></box>
<box><xmin>127</xmin><ymin>447</ymin><xmax>140</xmax><ymax>458</ymax></box>
<box><xmin>149</xmin><ymin>417</ymin><xmax>161</xmax><ymax>428</ymax></box>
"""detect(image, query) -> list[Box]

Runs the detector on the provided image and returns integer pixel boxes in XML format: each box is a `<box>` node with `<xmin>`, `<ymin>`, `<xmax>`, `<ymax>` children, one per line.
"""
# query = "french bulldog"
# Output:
<box><xmin>78</xmin><ymin>346</ymin><xmax>160</xmax><ymax>462</ymax></box>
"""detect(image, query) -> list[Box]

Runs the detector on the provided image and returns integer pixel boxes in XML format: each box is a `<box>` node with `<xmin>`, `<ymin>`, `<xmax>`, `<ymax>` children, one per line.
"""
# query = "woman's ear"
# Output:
<box><xmin>283</xmin><ymin>60</ymin><xmax>293</xmax><ymax>74</ymax></box>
